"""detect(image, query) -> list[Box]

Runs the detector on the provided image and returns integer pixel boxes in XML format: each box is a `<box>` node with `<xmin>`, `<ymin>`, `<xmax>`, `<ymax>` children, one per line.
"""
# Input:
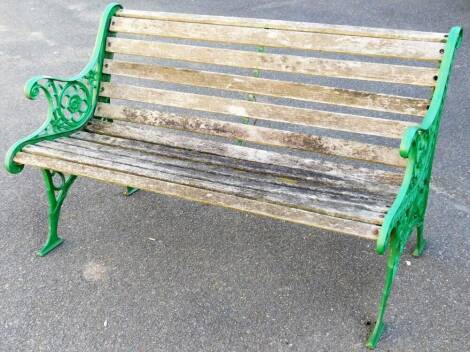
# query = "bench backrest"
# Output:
<box><xmin>94</xmin><ymin>10</ymin><xmax>447</xmax><ymax>169</ymax></box>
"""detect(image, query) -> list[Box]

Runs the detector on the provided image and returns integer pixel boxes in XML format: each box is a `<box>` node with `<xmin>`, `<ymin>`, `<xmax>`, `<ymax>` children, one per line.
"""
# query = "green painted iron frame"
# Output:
<box><xmin>3</xmin><ymin>4</ymin><xmax>463</xmax><ymax>348</ymax></box>
<box><xmin>4</xmin><ymin>2</ymin><xmax>123</xmax><ymax>254</ymax></box>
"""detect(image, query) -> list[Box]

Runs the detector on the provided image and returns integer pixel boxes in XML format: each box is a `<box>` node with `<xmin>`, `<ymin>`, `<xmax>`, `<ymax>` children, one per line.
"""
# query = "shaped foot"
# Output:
<box><xmin>366</xmin><ymin>321</ymin><xmax>385</xmax><ymax>349</ymax></box>
<box><xmin>124</xmin><ymin>186</ymin><xmax>139</xmax><ymax>196</ymax></box>
<box><xmin>37</xmin><ymin>236</ymin><xmax>64</xmax><ymax>257</ymax></box>
<box><xmin>412</xmin><ymin>238</ymin><xmax>427</xmax><ymax>257</ymax></box>
<box><xmin>412</xmin><ymin>225</ymin><xmax>426</xmax><ymax>257</ymax></box>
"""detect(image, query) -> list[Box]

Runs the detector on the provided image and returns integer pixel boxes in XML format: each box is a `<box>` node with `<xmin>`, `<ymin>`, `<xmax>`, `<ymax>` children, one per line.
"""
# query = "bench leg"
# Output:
<box><xmin>37</xmin><ymin>169</ymin><xmax>77</xmax><ymax>257</ymax></box>
<box><xmin>366</xmin><ymin>233</ymin><xmax>401</xmax><ymax>349</ymax></box>
<box><xmin>124</xmin><ymin>186</ymin><xmax>139</xmax><ymax>196</ymax></box>
<box><xmin>412</xmin><ymin>224</ymin><xmax>426</xmax><ymax>257</ymax></box>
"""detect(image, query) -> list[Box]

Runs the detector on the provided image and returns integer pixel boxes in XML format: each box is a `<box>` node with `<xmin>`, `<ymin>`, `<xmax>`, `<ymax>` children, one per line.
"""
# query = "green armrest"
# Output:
<box><xmin>376</xmin><ymin>26</ymin><xmax>463</xmax><ymax>256</ymax></box>
<box><xmin>4</xmin><ymin>2</ymin><xmax>122</xmax><ymax>174</ymax></box>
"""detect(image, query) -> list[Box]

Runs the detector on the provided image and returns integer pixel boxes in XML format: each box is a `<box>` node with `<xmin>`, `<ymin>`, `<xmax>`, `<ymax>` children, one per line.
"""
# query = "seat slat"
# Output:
<box><xmin>60</xmin><ymin>137</ymin><xmax>393</xmax><ymax>202</ymax></box>
<box><xmin>71</xmin><ymin>131</ymin><xmax>400</xmax><ymax>196</ymax></box>
<box><xmin>117</xmin><ymin>10</ymin><xmax>447</xmax><ymax>42</ymax></box>
<box><xmin>14</xmin><ymin>152</ymin><xmax>380</xmax><ymax>239</ymax></box>
<box><xmin>95</xmin><ymin>103</ymin><xmax>406</xmax><ymax>167</ymax></box>
<box><xmin>106</xmin><ymin>38</ymin><xmax>438</xmax><ymax>86</ymax></box>
<box><xmin>109</xmin><ymin>17</ymin><xmax>445</xmax><ymax>61</ymax></box>
<box><xmin>26</xmin><ymin>141</ymin><xmax>389</xmax><ymax>224</ymax></box>
<box><xmin>81</xmin><ymin>124</ymin><xmax>404</xmax><ymax>188</ymax></box>
<box><xmin>104</xmin><ymin>60</ymin><xmax>427</xmax><ymax>121</ymax></box>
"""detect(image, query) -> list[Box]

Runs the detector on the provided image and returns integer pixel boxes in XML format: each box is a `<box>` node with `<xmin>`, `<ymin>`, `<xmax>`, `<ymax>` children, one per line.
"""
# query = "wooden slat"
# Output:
<box><xmin>100</xmin><ymin>81</ymin><xmax>424</xmax><ymax>134</ymax></box>
<box><xmin>106</xmin><ymin>38</ymin><xmax>438</xmax><ymax>86</ymax></box>
<box><xmin>61</xmin><ymin>136</ymin><xmax>394</xmax><ymax>201</ymax></box>
<box><xmin>95</xmin><ymin>103</ymin><xmax>406</xmax><ymax>167</ymax></box>
<box><xmin>109</xmin><ymin>17</ymin><xmax>445</xmax><ymax>61</ymax></box>
<box><xmin>14</xmin><ymin>151</ymin><xmax>380</xmax><ymax>239</ymax></box>
<box><xmin>79</xmin><ymin>126</ymin><xmax>404</xmax><ymax>189</ymax></box>
<box><xmin>104</xmin><ymin>60</ymin><xmax>427</xmax><ymax>121</ymax></box>
<box><xmin>26</xmin><ymin>142</ymin><xmax>389</xmax><ymax>224</ymax></box>
<box><xmin>117</xmin><ymin>10</ymin><xmax>447</xmax><ymax>42</ymax></box>
<box><xmin>70</xmin><ymin>131</ymin><xmax>400</xmax><ymax>197</ymax></box>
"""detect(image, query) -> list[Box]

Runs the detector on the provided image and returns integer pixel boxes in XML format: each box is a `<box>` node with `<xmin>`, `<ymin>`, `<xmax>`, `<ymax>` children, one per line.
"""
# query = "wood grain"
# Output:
<box><xmin>79</xmin><ymin>125</ymin><xmax>404</xmax><ymax>189</ymax></box>
<box><xmin>116</xmin><ymin>10</ymin><xmax>446</xmax><ymax>42</ymax></box>
<box><xmin>26</xmin><ymin>141</ymin><xmax>390</xmax><ymax>224</ymax></box>
<box><xmin>95</xmin><ymin>103</ymin><xmax>406</xmax><ymax>167</ymax></box>
<box><xmin>14</xmin><ymin>151</ymin><xmax>381</xmax><ymax>239</ymax></box>
<box><xmin>106</xmin><ymin>38</ymin><xmax>438</xmax><ymax>86</ymax></box>
<box><xmin>109</xmin><ymin>17</ymin><xmax>444</xmax><ymax>61</ymax></box>
<box><xmin>69</xmin><ymin>131</ymin><xmax>399</xmax><ymax>198</ymax></box>
<box><xmin>103</xmin><ymin>60</ymin><xmax>428</xmax><ymax>119</ymax></box>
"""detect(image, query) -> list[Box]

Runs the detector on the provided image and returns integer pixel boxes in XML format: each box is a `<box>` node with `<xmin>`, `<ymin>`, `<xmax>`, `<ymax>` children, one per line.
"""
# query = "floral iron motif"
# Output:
<box><xmin>26</xmin><ymin>72</ymin><xmax>98</xmax><ymax>134</ymax></box>
<box><xmin>4</xmin><ymin>3</ymin><xmax>122</xmax><ymax>174</ymax></box>
<box><xmin>367</xmin><ymin>26</ymin><xmax>463</xmax><ymax>349</ymax></box>
<box><xmin>3</xmin><ymin>3</ymin><xmax>123</xmax><ymax>257</ymax></box>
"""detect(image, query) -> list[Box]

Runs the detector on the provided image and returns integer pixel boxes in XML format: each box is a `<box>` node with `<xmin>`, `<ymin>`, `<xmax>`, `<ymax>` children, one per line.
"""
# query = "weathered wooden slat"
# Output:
<box><xmin>116</xmin><ymin>10</ymin><xmax>447</xmax><ymax>42</ymax></box>
<box><xmin>26</xmin><ymin>142</ymin><xmax>388</xmax><ymax>224</ymax></box>
<box><xmin>85</xmin><ymin>120</ymin><xmax>404</xmax><ymax>186</ymax></box>
<box><xmin>95</xmin><ymin>103</ymin><xmax>406</xmax><ymax>167</ymax></box>
<box><xmin>106</xmin><ymin>38</ymin><xmax>438</xmax><ymax>86</ymax></box>
<box><xmin>100</xmin><ymin>80</ymin><xmax>424</xmax><ymax>129</ymax></box>
<box><xmin>100</xmin><ymin>75</ymin><xmax>428</xmax><ymax>119</ymax></box>
<box><xmin>14</xmin><ymin>151</ymin><xmax>380</xmax><ymax>239</ymax></box>
<box><xmin>71</xmin><ymin>131</ymin><xmax>401</xmax><ymax>196</ymax></box>
<box><xmin>109</xmin><ymin>17</ymin><xmax>445</xmax><ymax>61</ymax></box>
<box><xmin>56</xmin><ymin>136</ymin><xmax>396</xmax><ymax>203</ymax></box>
<box><xmin>103</xmin><ymin>61</ymin><xmax>426</xmax><ymax>125</ymax></box>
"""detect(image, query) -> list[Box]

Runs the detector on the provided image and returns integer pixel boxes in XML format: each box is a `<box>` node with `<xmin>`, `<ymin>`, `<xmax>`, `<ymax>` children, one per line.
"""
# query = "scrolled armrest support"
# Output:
<box><xmin>376</xmin><ymin>126</ymin><xmax>431</xmax><ymax>254</ymax></box>
<box><xmin>376</xmin><ymin>26</ymin><xmax>463</xmax><ymax>255</ymax></box>
<box><xmin>25</xmin><ymin>74</ymin><xmax>98</xmax><ymax>129</ymax></box>
<box><xmin>4</xmin><ymin>2</ymin><xmax>122</xmax><ymax>174</ymax></box>
<box><xmin>5</xmin><ymin>73</ymin><xmax>100</xmax><ymax>174</ymax></box>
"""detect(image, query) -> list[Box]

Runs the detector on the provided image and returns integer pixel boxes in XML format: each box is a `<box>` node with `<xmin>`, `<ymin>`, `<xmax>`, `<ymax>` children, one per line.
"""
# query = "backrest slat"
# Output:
<box><xmin>99</xmin><ymin>81</ymin><xmax>412</xmax><ymax>139</ymax></box>
<box><xmin>95</xmin><ymin>103</ymin><xmax>406</xmax><ymax>167</ymax></box>
<box><xmin>94</xmin><ymin>10</ymin><xmax>446</xmax><ymax>168</ymax></box>
<box><xmin>106</xmin><ymin>38</ymin><xmax>438</xmax><ymax>87</ymax></box>
<box><xmin>117</xmin><ymin>10</ymin><xmax>447</xmax><ymax>42</ymax></box>
<box><xmin>109</xmin><ymin>17</ymin><xmax>445</xmax><ymax>61</ymax></box>
<box><xmin>103</xmin><ymin>60</ymin><xmax>428</xmax><ymax>116</ymax></box>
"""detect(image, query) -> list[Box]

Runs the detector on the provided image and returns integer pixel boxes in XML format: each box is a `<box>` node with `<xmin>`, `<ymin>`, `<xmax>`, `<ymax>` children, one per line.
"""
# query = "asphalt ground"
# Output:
<box><xmin>0</xmin><ymin>1</ymin><xmax>469</xmax><ymax>351</ymax></box>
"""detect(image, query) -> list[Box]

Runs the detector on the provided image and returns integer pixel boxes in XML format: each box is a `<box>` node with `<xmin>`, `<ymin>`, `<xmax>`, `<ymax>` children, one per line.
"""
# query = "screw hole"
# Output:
<box><xmin>104</xmin><ymin>63</ymin><xmax>108</xmax><ymax>68</ymax></box>
<box><xmin>426</xmin><ymin>105</ymin><xmax>430</xmax><ymax>109</ymax></box>
<box><xmin>112</xmin><ymin>21</ymin><xmax>115</xmax><ymax>25</ymax></box>
<box><xmin>444</xmin><ymin>34</ymin><xmax>448</xmax><ymax>38</ymax></box>
<box><xmin>439</xmin><ymin>48</ymin><xmax>445</xmax><ymax>54</ymax></box>
<box><xmin>365</xmin><ymin>320</ymin><xmax>372</xmax><ymax>326</ymax></box>
<box><xmin>433</xmin><ymin>75</ymin><xmax>438</xmax><ymax>81</ymax></box>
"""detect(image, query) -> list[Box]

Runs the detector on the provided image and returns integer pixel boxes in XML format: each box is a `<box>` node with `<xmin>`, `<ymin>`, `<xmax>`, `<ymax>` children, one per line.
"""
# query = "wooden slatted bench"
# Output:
<box><xmin>4</xmin><ymin>3</ymin><xmax>462</xmax><ymax>348</ymax></box>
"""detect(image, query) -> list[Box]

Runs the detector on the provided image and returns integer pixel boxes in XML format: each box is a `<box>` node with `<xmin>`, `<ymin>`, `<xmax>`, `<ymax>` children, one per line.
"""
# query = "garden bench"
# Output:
<box><xmin>5</xmin><ymin>3</ymin><xmax>462</xmax><ymax>348</ymax></box>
